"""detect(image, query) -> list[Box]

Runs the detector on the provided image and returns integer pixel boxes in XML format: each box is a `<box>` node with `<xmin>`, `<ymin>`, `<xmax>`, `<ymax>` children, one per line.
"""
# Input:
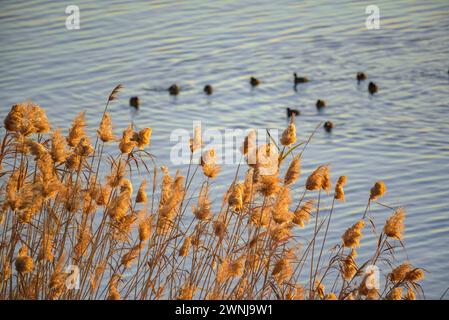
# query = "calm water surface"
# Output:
<box><xmin>1</xmin><ymin>0</ymin><xmax>449</xmax><ymax>298</ymax></box>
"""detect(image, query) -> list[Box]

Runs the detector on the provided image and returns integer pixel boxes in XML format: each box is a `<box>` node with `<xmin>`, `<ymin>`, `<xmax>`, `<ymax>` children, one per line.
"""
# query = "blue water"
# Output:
<box><xmin>1</xmin><ymin>0</ymin><xmax>449</xmax><ymax>298</ymax></box>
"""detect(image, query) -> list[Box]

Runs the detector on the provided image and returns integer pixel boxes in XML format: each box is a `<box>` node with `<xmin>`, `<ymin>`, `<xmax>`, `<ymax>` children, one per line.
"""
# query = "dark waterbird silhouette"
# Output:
<box><xmin>368</xmin><ymin>82</ymin><xmax>378</xmax><ymax>95</ymax></box>
<box><xmin>204</xmin><ymin>84</ymin><xmax>213</xmax><ymax>95</ymax></box>
<box><xmin>129</xmin><ymin>96</ymin><xmax>140</xmax><ymax>109</ymax></box>
<box><xmin>324</xmin><ymin>121</ymin><xmax>333</xmax><ymax>132</ymax></box>
<box><xmin>316</xmin><ymin>99</ymin><xmax>326</xmax><ymax>109</ymax></box>
<box><xmin>250</xmin><ymin>77</ymin><xmax>260</xmax><ymax>87</ymax></box>
<box><xmin>286</xmin><ymin>107</ymin><xmax>300</xmax><ymax>118</ymax></box>
<box><xmin>293</xmin><ymin>72</ymin><xmax>309</xmax><ymax>85</ymax></box>
<box><xmin>168</xmin><ymin>84</ymin><xmax>180</xmax><ymax>95</ymax></box>
<box><xmin>357</xmin><ymin>72</ymin><xmax>367</xmax><ymax>82</ymax></box>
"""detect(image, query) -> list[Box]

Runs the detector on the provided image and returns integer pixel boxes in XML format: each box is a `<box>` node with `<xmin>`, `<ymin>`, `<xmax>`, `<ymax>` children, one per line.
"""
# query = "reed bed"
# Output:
<box><xmin>0</xmin><ymin>85</ymin><xmax>424</xmax><ymax>300</ymax></box>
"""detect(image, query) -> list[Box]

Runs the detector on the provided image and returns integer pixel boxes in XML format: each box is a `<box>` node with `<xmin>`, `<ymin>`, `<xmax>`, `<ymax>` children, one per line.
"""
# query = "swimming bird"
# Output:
<box><xmin>129</xmin><ymin>96</ymin><xmax>140</xmax><ymax>109</ymax></box>
<box><xmin>169</xmin><ymin>84</ymin><xmax>180</xmax><ymax>95</ymax></box>
<box><xmin>294</xmin><ymin>73</ymin><xmax>309</xmax><ymax>85</ymax></box>
<box><xmin>324</xmin><ymin>121</ymin><xmax>333</xmax><ymax>132</ymax></box>
<box><xmin>204</xmin><ymin>84</ymin><xmax>213</xmax><ymax>95</ymax></box>
<box><xmin>286</xmin><ymin>107</ymin><xmax>300</xmax><ymax>118</ymax></box>
<box><xmin>316</xmin><ymin>99</ymin><xmax>326</xmax><ymax>109</ymax></box>
<box><xmin>250</xmin><ymin>77</ymin><xmax>260</xmax><ymax>87</ymax></box>
<box><xmin>357</xmin><ymin>72</ymin><xmax>367</xmax><ymax>82</ymax></box>
<box><xmin>368</xmin><ymin>82</ymin><xmax>378</xmax><ymax>95</ymax></box>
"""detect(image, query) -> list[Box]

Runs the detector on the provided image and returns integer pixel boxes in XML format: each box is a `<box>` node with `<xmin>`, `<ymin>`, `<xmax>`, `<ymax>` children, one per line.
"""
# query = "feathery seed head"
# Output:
<box><xmin>15</xmin><ymin>246</ymin><xmax>34</xmax><ymax>274</ymax></box>
<box><xmin>370</xmin><ymin>181</ymin><xmax>386</xmax><ymax>201</ymax></box>
<box><xmin>334</xmin><ymin>175</ymin><xmax>347</xmax><ymax>201</ymax></box>
<box><xmin>67</xmin><ymin>112</ymin><xmax>86</xmax><ymax>147</ymax></box>
<box><xmin>97</xmin><ymin>112</ymin><xmax>116</xmax><ymax>142</ymax></box>
<box><xmin>136</xmin><ymin>180</ymin><xmax>147</xmax><ymax>203</ymax></box>
<box><xmin>384</xmin><ymin>208</ymin><xmax>405</xmax><ymax>239</ymax></box>
<box><xmin>119</xmin><ymin>125</ymin><xmax>137</xmax><ymax>154</ymax></box>
<box><xmin>284</xmin><ymin>156</ymin><xmax>301</xmax><ymax>186</ymax></box>
<box><xmin>342</xmin><ymin>219</ymin><xmax>365</xmax><ymax>248</ymax></box>
<box><xmin>280</xmin><ymin>118</ymin><xmax>297</xmax><ymax>146</ymax></box>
